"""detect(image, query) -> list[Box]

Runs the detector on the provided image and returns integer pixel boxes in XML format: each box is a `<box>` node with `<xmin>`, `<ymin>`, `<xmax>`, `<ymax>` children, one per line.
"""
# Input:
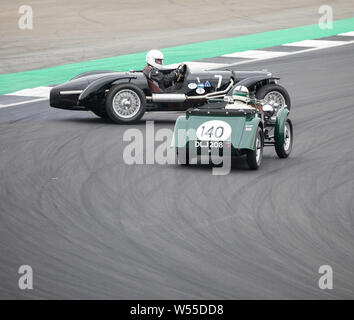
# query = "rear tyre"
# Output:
<box><xmin>106</xmin><ymin>84</ymin><xmax>146</xmax><ymax>124</ymax></box>
<box><xmin>256</xmin><ymin>83</ymin><xmax>291</xmax><ymax>111</ymax></box>
<box><xmin>246</xmin><ymin>127</ymin><xmax>263</xmax><ymax>170</ymax></box>
<box><xmin>275</xmin><ymin>119</ymin><xmax>293</xmax><ymax>158</ymax></box>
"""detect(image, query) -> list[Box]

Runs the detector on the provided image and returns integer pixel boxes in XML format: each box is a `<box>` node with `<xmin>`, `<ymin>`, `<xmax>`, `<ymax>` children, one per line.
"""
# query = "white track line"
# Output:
<box><xmin>339</xmin><ymin>31</ymin><xmax>354</xmax><ymax>36</ymax></box>
<box><xmin>223</xmin><ymin>50</ymin><xmax>288</xmax><ymax>59</ymax></box>
<box><xmin>183</xmin><ymin>61</ymin><xmax>230</xmax><ymax>70</ymax></box>
<box><xmin>283</xmin><ymin>39</ymin><xmax>347</xmax><ymax>47</ymax></box>
<box><xmin>0</xmin><ymin>86</ymin><xmax>51</xmax><ymax>108</ymax></box>
<box><xmin>218</xmin><ymin>39</ymin><xmax>354</xmax><ymax>68</ymax></box>
<box><xmin>6</xmin><ymin>86</ymin><xmax>51</xmax><ymax>98</ymax></box>
<box><xmin>0</xmin><ymin>97</ymin><xmax>49</xmax><ymax>108</ymax></box>
<box><xmin>166</xmin><ymin>61</ymin><xmax>229</xmax><ymax>70</ymax></box>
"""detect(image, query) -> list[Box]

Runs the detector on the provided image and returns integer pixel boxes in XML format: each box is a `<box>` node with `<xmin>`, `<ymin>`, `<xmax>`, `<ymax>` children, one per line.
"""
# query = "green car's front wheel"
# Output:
<box><xmin>246</xmin><ymin>127</ymin><xmax>263</xmax><ymax>170</ymax></box>
<box><xmin>275</xmin><ymin>119</ymin><xmax>293</xmax><ymax>158</ymax></box>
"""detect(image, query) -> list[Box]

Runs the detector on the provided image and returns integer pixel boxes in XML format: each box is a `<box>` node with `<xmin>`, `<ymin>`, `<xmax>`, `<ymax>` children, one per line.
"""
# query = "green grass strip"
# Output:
<box><xmin>1</xmin><ymin>17</ymin><xmax>353</xmax><ymax>95</ymax></box>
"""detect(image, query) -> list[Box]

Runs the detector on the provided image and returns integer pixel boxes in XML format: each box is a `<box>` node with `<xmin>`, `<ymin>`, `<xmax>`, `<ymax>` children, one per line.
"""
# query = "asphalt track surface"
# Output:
<box><xmin>1</xmin><ymin>0</ymin><xmax>353</xmax><ymax>73</ymax></box>
<box><xmin>1</xmin><ymin>44</ymin><xmax>354</xmax><ymax>299</ymax></box>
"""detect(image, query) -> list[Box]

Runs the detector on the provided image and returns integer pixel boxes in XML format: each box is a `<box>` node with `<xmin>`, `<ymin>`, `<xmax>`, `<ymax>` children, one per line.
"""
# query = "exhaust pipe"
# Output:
<box><xmin>152</xmin><ymin>93</ymin><xmax>187</xmax><ymax>103</ymax></box>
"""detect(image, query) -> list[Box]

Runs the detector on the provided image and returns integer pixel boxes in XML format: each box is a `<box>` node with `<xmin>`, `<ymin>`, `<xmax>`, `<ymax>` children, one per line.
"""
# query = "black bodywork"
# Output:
<box><xmin>50</xmin><ymin>66</ymin><xmax>279</xmax><ymax>113</ymax></box>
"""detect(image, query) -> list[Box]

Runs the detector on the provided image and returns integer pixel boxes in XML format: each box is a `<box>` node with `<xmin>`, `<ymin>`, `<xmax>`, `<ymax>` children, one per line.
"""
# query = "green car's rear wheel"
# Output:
<box><xmin>246</xmin><ymin>127</ymin><xmax>263</xmax><ymax>170</ymax></box>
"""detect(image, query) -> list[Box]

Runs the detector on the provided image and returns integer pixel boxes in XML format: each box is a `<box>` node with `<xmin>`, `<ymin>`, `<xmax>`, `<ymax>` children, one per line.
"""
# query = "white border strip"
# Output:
<box><xmin>339</xmin><ymin>31</ymin><xmax>354</xmax><ymax>36</ymax></box>
<box><xmin>7</xmin><ymin>86</ymin><xmax>51</xmax><ymax>98</ymax></box>
<box><xmin>218</xmin><ymin>39</ymin><xmax>354</xmax><ymax>68</ymax></box>
<box><xmin>223</xmin><ymin>50</ymin><xmax>289</xmax><ymax>59</ymax></box>
<box><xmin>283</xmin><ymin>39</ymin><xmax>347</xmax><ymax>47</ymax></box>
<box><xmin>0</xmin><ymin>97</ymin><xmax>48</xmax><ymax>109</ymax></box>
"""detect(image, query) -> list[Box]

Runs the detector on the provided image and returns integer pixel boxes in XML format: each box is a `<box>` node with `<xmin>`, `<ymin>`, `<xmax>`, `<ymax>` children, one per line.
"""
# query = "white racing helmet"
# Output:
<box><xmin>146</xmin><ymin>49</ymin><xmax>164</xmax><ymax>69</ymax></box>
<box><xmin>232</xmin><ymin>85</ymin><xmax>250</xmax><ymax>103</ymax></box>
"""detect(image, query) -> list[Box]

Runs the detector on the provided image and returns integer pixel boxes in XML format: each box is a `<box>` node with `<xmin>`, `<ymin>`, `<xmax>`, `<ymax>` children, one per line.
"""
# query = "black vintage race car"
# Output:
<box><xmin>50</xmin><ymin>64</ymin><xmax>291</xmax><ymax>124</ymax></box>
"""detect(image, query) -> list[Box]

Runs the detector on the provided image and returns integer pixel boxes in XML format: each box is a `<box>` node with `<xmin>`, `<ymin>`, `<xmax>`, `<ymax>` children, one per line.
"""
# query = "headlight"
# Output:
<box><xmin>262</xmin><ymin>104</ymin><xmax>274</xmax><ymax>116</ymax></box>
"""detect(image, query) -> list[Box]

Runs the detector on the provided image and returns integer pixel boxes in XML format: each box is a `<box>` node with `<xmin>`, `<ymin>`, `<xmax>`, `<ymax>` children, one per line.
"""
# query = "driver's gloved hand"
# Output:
<box><xmin>177</xmin><ymin>63</ymin><xmax>185</xmax><ymax>72</ymax></box>
<box><xmin>175</xmin><ymin>65</ymin><xmax>185</xmax><ymax>76</ymax></box>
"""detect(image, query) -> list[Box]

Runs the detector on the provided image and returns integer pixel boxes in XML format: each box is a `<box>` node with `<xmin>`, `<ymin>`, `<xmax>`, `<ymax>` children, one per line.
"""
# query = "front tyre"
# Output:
<box><xmin>275</xmin><ymin>119</ymin><xmax>293</xmax><ymax>158</ymax></box>
<box><xmin>246</xmin><ymin>127</ymin><xmax>263</xmax><ymax>170</ymax></box>
<box><xmin>106</xmin><ymin>84</ymin><xmax>146</xmax><ymax>124</ymax></box>
<box><xmin>256</xmin><ymin>83</ymin><xmax>291</xmax><ymax>111</ymax></box>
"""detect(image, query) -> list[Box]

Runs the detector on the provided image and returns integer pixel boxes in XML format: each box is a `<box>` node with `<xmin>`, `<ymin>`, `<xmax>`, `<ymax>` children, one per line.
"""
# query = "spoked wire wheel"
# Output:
<box><xmin>112</xmin><ymin>89</ymin><xmax>141</xmax><ymax>119</ymax></box>
<box><xmin>256</xmin><ymin>83</ymin><xmax>291</xmax><ymax>111</ymax></box>
<box><xmin>105</xmin><ymin>84</ymin><xmax>146</xmax><ymax>124</ymax></box>
<box><xmin>264</xmin><ymin>91</ymin><xmax>286</xmax><ymax>110</ymax></box>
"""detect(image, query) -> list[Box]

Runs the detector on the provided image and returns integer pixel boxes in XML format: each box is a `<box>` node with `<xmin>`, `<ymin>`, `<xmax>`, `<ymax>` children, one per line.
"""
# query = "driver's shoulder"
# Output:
<box><xmin>144</xmin><ymin>66</ymin><xmax>160</xmax><ymax>77</ymax></box>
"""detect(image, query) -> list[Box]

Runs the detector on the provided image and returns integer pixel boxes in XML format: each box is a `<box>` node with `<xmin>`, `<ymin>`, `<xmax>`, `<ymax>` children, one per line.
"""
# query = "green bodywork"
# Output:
<box><xmin>173</xmin><ymin>106</ymin><xmax>290</xmax><ymax>153</ymax></box>
<box><xmin>173</xmin><ymin>113</ymin><xmax>261</xmax><ymax>151</ymax></box>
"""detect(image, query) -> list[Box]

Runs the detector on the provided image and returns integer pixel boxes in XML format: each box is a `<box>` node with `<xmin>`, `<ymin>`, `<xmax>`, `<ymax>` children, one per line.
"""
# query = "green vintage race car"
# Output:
<box><xmin>172</xmin><ymin>85</ymin><xmax>293</xmax><ymax>170</ymax></box>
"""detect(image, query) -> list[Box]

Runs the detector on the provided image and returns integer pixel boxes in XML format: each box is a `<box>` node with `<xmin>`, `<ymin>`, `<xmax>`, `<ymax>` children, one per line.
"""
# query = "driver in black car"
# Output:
<box><xmin>143</xmin><ymin>49</ymin><xmax>185</xmax><ymax>90</ymax></box>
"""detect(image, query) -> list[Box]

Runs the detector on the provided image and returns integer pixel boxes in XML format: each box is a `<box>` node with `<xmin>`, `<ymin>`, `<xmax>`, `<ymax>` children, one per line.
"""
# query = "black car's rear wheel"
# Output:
<box><xmin>106</xmin><ymin>84</ymin><xmax>146</xmax><ymax>124</ymax></box>
<box><xmin>256</xmin><ymin>83</ymin><xmax>291</xmax><ymax>111</ymax></box>
<box><xmin>246</xmin><ymin>127</ymin><xmax>263</xmax><ymax>170</ymax></box>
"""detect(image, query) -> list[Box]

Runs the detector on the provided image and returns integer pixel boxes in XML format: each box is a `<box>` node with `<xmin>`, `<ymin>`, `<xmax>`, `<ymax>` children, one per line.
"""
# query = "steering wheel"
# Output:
<box><xmin>175</xmin><ymin>63</ymin><xmax>187</xmax><ymax>84</ymax></box>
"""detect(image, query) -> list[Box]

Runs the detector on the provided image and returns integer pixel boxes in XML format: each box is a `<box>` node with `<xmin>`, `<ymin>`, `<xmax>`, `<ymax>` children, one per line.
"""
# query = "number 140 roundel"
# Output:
<box><xmin>196</xmin><ymin>120</ymin><xmax>232</xmax><ymax>141</ymax></box>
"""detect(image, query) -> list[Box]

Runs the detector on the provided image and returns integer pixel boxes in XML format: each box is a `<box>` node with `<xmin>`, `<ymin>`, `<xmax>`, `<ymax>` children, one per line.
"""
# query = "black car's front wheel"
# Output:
<box><xmin>106</xmin><ymin>84</ymin><xmax>146</xmax><ymax>124</ymax></box>
<box><xmin>256</xmin><ymin>83</ymin><xmax>291</xmax><ymax>111</ymax></box>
